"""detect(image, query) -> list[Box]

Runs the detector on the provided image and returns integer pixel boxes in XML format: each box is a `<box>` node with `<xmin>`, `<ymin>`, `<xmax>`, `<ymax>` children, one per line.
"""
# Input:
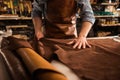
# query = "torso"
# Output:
<box><xmin>44</xmin><ymin>0</ymin><xmax>78</xmax><ymax>39</ymax></box>
<box><xmin>46</xmin><ymin>0</ymin><xmax>77</xmax><ymax>23</ymax></box>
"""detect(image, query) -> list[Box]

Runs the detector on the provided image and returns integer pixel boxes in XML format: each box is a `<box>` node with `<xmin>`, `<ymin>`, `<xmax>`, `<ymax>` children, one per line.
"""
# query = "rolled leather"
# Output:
<box><xmin>1</xmin><ymin>36</ymin><xmax>68</xmax><ymax>80</ymax></box>
<box><xmin>0</xmin><ymin>52</ymin><xmax>12</xmax><ymax>80</ymax></box>
<box><xmin>17</xmin><ymin>48</ymin><xmax>68</xmax><ymax>80</ymax></box>
<box><xmin>1</xmin><ymin>37</ymin><xmax>31</xmax><ymax>80</ymax></box>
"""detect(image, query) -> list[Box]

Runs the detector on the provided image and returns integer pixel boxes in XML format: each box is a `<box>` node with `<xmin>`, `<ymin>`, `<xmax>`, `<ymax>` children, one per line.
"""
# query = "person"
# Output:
<box><xmin>31</xmin><ymin>0</ymin><xmax>95</xmax><ymax>49</ymax></box>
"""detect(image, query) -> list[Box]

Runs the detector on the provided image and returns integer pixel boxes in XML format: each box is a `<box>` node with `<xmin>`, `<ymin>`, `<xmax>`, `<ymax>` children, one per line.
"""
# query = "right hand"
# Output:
<box><xmin>35</xmin><ymin>31</ymin><xmax>44</xmax><ymax>40</ymax></box>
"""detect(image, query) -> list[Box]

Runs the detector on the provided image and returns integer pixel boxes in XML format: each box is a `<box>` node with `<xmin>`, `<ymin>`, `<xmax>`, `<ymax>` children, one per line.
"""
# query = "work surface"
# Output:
<box><xmin>0</xmin><ymin>35</ymin><xmax>120</xmax><ymax>80</ymax></box>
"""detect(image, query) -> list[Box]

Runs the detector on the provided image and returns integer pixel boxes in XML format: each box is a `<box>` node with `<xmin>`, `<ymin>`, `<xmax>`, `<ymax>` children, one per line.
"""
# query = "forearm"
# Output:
<box><xmin>78</xmin><ymin>21</ymin><xmax>92</xmax><ymax>38</ymax></box>
<box><xmin>68</xmin><ymin>21</ymin><xmax>92</xmax><ymax>49</ymax></box>
<box><xmin>77</xmin><ymin>0</ymin><xmax>95</xmax><ymax>37</ymax></box>
<box><xmin>32</xmin><ymin>17</ymin><xmax>43</xmax><ymax>33</ymax></box>
<box><xmin>32</xmin><ymin>17</ymin><xmax>44</xmax><ymax>40</ymax></box>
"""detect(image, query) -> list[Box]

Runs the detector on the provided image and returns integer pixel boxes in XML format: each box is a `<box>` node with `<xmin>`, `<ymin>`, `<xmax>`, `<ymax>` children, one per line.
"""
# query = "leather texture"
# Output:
<box><xmin>31</xmin><ymin>37</ymin><xmax>120</xmax><ymax>80</ymax></box>
<box><xmin>1</xmin><ymin>36</ymin><xmax>120</xmax><ymax>80</ymax></box>
<box><xmin>17</xmin><ymin>48</ymin><xmax>68</xmax><ymax>80</ymax></box>
<box><xmin>1</xmin><ymin>36</ymin><xmax>68</xmax><ymax>80</ymax></box>
<box><xmin>1</xmin><ymin>37</ymin><xmax>31</xmax><ymax>80</ymax></box>
<box><xmin>0</xmin><ymin>53</ymin><xmax>12</xmax><ymax>80</ymax></box>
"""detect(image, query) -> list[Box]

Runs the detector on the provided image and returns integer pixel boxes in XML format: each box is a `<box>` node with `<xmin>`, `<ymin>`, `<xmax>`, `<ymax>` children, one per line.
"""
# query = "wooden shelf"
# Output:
<box><xmin>101</xmin><ymin>3</ymin><xmax>118</xmax><ymax>6</ymax></box>
<box><xmin>98</xmin><ymin>23</ymin><xmax>120</xmax><ymax>27</ymax></box>
<box><xmin>95</xmin><ymin>15</ymin><xmax>120</xmax><ymax>18</ymax></box>
<box><xmin>92</xmin><ymin>3</ymin><xmax>118</xmax><ymax>6</ymax></box>
<box><xmin>0</xmin><ymin>16</ymin><xmax>32</xmax><ymax>20</ymax></box>
<box><xmin>6</xmin><ymin>25</ymin><xmax>28</xmax><ymax>28</ymax></box>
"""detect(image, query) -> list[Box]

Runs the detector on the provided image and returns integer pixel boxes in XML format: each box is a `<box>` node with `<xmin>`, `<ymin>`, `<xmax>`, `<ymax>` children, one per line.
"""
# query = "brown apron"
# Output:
<box><xmin>44</xmin><ymin>0</ymin><xmax>78</xmax><ymax>38</ymax></box>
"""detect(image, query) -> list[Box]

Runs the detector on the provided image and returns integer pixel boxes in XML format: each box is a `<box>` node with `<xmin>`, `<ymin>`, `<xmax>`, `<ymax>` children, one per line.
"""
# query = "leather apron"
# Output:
<box><xmin>44</xmin><ymin>0</ymin><xmax>78</xmax><ymax>38</ymax></box>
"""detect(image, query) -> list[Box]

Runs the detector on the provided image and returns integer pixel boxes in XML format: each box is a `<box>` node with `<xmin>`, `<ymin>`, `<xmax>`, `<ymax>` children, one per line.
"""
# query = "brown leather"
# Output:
<box><xmin>1</xmin><ymin>36</ymin><xmax>68</xmax><ymax>80</ymax></box>
<box><xmin>1</xmin><ymin>37</ymin><xmax>31</xmax><ymax>80</ymax></box>
<box><xmin>1</xmin><ymin>48</ymin><xmax>31</xmax><ymax>80</ymax></box>
<box><xmin>33</xmin><ymin>70</ymin><xmax>68</xmax><ymax>80</ymax></box>
<box><xmin>30</xmin><ymin>36</ymin><xmax>54</xmax><ymax>60</ymax></box>
<box><xmin>0</xmin><ymin>53</ymin><xmax>12</xmax><ymax>80</ymax></box>
<box><xmin>17</xmin><ymin>48</ymin><xmax>68</xmax><ymax>80</ymax></box>
<box><xmin>32</xmin><ymin>38</ymin><xmax>120</xmax><ymax>80</ymax></box>
<box><xmin>2</xmin><ymin>36</ymin><xmax>120</xmax><ymax>80</ymax></box>
<box><xmin>1</xmin><ymin>36</ymin><xmax>33</xmax><ymax>50</ymax></box>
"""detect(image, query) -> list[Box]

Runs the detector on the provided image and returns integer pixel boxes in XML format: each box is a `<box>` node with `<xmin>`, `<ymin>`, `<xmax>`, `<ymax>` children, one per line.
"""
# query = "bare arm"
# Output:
<box><xmin>68</xmin><ymin>0</ymin><xmax>95</xmax><ymax>49</ymax></box>
<box><xmin>32</xmin><ymin>17</ymin><xmax>44</xmax><ymax>40</ymax></box>
<box><xmin>78</xmin><ymin>21</ymin><xmax>92</xmax><ymax>38</ymax></box>
<box><xmin>74</xmin><ymin>21</ymin><xmax>92</xmax><ymax>49</ymax></box>
<box><xmin>31</xmin><ymin>0</ymin><xmax>46</xmax><ymax>40</ymax></box>
<box><xmin>68</xmin><ymin>21</ymin><xmax>93</xmax><ymax>49</ymax></box>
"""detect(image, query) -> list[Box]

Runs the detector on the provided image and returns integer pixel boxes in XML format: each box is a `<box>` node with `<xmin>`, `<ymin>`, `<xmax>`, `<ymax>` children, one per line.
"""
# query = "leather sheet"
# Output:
<box><xmin>1</xmin><ymin>36</ymin><xmax>120</xmax><ymax>80</ymax></box>
<box><xmin>31</xmin><ymin>37</ymin><xmax>120</xmax><ymax>80</ymax></box>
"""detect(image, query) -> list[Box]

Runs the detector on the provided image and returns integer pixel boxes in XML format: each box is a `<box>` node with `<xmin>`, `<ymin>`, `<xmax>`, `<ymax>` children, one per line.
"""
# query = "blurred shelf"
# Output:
<box><xmin>0</xmin><ymin>16</ymin><xmax>32</xmax><ymax>20</ymax></box>
<box><xmin>91</xmin><ymin>2</ymin><xmax>118</xmax><ymax>6</ymax></box>
<box><xmin>6</xmin><ymin>25</ymin><xmax>28</xmax><ymax>28</ymax></box>
<box><xmin>98</xmin><ymin>23</ymin><xmax>120</xmax><ymax>27</ymax></box>
<box><xmin>95</xmin><ymin>15</ymin><xmax>120</xmax><ymax>18</ymax></box>
<box><xmin>101</xmin><ymin>3</ymin><xmax>118</xmax><ymax>6</ymax></box>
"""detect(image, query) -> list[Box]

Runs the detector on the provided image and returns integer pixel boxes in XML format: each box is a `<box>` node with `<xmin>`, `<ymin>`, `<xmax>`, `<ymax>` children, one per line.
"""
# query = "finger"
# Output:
<box><xmin>67</xmin><ymin>40</ymin><xmax>74</xmax><ymax>45</ymax></box>
<box><xmin>82</xmin><ymin>42</ymin><xmax>86</xmax><ymax>49</ymax></box>
<box><xmin>73</xmin><ymin>41</ymin><xmax>80</xmax><ymax>49</ymax></box>
<box><xmin>86</xmin><ymin>41</ymin><xmax>91</xmax><ymax>48</ymax></box>
<box><xmin>36</xmin><ymin>35</ymin><xmax>40</xmax><ymax>40</ymax></box>
<box><xmin>37</xmin><ymin>37</ymin><xmax>40</xmax><ymax>40</ymax></box>
<box><xmin>78</xmin><ymin>42</ymin><xmax>82</xmax><ymax>49</ymax></box>
<box><xmin>38</xmin><ymin>41</ymin><xmax>44</xmax><ymax>46</ymax></box>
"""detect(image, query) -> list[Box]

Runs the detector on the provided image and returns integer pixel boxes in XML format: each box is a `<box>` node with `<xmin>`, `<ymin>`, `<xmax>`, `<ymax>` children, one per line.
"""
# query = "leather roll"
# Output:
<box><xmin>1</xmin><ymin>37</ymin><xmax>31</xmax><ymax>80</ymax></box>
<box><xmin>1</xmin><ymin>36</ymin><xmax>68</xmax><ymax>80</ymax></box>
<box><xmin>0</xmin><ymin>52</ymin><xmax>12</xmax><ymax>80</ymax></box>
<box><xmin>1</xmin><ymin>49</ymin><xmax>31</xmax><ymax>80</ymax></box>
<box><xmin>16</xmin><ymin>48</ymin><xmax>68</xmax><ymax>80</ymax></box>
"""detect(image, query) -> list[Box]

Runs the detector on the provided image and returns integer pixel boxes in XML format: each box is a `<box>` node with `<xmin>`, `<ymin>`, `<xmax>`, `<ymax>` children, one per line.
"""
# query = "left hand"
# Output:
<box><xmin>67</xmin><ymin>36</ymin><xmax>91</xmax><ymax>49</ymax></box>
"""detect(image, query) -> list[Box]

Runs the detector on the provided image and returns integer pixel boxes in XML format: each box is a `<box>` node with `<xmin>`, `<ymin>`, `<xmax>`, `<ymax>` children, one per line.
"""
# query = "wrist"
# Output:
<box><xmin>78</xmin><ymin>34</ymin><xmax>87</xmax><ymax>38</ymax></box>
<box><xmin>35</xmin><ymin>29</ymin><xmax>42</xmax><ymax>33</ymax></box>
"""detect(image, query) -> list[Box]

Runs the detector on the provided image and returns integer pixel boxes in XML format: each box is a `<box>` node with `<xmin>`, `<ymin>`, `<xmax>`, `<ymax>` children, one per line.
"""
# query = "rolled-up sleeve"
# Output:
<box><xmin>31</xmin><ymin>0</ymin><xmax>46</xmax><ymax>18</ymax></box>
<box><xmin>77</xmin><ymin>0</ymin><xmax>95</xmax><ymax>24</ymax></box>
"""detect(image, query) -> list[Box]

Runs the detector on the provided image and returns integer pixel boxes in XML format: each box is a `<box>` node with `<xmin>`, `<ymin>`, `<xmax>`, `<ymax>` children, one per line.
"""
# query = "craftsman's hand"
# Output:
<box><xmin>35</xmin><ymin>31</ymin><xmax>44</xmax><ymax>47</ymax></box>
<box><xmin>67</xmin><ymin>36</ymin><xmax>91</xmax><ymax>49</ymax></box>
<box><xmin>35</xmin><ymin>31</ymin><xmax>44</xmax><ymax>40</ymax></box>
